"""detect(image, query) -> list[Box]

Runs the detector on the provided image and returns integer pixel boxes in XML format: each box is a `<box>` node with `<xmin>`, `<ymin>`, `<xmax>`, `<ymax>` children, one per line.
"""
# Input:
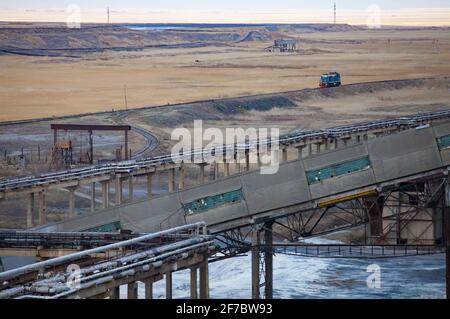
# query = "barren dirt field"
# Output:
<box><xmin>0</xmin><ymin>24</ymin><xmax>449</xmax><ymax>121</ymax></box>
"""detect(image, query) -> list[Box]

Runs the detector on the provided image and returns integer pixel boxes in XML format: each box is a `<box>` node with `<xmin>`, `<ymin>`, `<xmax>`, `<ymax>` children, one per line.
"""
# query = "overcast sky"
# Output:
<box><xmin>1</xmin><ymin>0</ymin><xmax>449</xmax><ymax>25</ymax></box>
<box><xmin>1</xmin><ymin>0</ymin><xmax>450</xmax><ymax>10</ymax></box>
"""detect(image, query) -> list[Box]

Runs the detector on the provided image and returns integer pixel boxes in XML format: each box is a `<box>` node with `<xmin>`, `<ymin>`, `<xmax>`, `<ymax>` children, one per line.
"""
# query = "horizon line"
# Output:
<box><xmin>1</xmin><ymin>7</ymin><xmax>449</xmax><ymax>27</ymax></box>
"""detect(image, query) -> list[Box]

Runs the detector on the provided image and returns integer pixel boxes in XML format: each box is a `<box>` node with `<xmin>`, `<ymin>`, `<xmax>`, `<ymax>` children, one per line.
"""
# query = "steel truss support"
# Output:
<box><xmin>377</xmin><ymin>177</ymin><xmax>446</xmax><ymax>245</ymax></box>
<box><xmin>275</xmin><ymin>200</ymin><xmax>370</xmax><ymax>242</ymax></box>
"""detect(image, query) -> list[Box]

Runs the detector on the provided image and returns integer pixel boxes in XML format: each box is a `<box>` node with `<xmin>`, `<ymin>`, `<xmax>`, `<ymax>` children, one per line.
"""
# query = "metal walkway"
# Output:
<box><xmin>272</xmin><ymin>244</ymin><xmax>445</xmax><ymax>259</ymax></box>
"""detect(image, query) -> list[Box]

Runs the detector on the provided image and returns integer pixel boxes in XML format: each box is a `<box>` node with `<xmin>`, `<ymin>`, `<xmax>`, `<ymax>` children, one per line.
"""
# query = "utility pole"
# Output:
<box><xmin>107</xmin><ymin>6</ymin><xmax>110</xmax><ymax>24</ymax></box>
<box><xmin>124</xmin><ymin>85</ymin><xmax>128</xmax><ymax>111</ymax></box>
<box><xmin>334</xmin><ymin>2</ymin><xmax>337</xmax><ymax>25</ymax></box>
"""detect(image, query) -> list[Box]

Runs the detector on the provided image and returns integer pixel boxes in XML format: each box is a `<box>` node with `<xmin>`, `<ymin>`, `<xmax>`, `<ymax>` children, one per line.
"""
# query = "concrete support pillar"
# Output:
<box><xmin>245</xmin><ymin>150</ymin><xmax>250</xmax><ymax>171</ymax></box>
<box><xmin>127</xmin><ymin>282</ymin><xmax>138</xmax><ymax>299</ymax></box>
<box><xmin>38</xmin><ymin>191</ymin><xmax>46</xmax><ymax>225</ymax></box>
<box><xmin>68</xmin><ymin>187</ymin><xmax>76</xmax><ymax>219</ymax></box>
<box><xmin>90</xmin><ymin>182</ymin><xmax>96</xmax><ymax>213</ymax></box>
<box><xmin>101</xmin><ymin>181</ymin><xmax>110</xmax><ymax>209</ymax></box>
<box><xmin>251</xmin><ymin>228</ymin><xmax>261</xmax><ymax>299</ymax></box>
<box><xmin>356</xmin><ymin>135</ymin><xmax>361</xmax><ymax>143</ymax></box>
<box><xmin>308</xmin><ymin>143</ymin><xmax>313</xmax><ymax>156</ymax></box>
<box><xmin>343</xmin><ymin>138</ymin><xmax>348</xmax><ymax>146</ymax></box>
<box><xmin>296</xmin><ymin>146</ymin><xmax>304</xmax><ymax>159</ymax></box>
<box><xmin>224</xmin><ymin>160</ymin><xmax>230</xmax><ymax>177</ymax></box>
<box><xmin>363</xmin><ymin>134</ymin><xmax>368</xmax><ymax>141</ymax></box>
<box><xmin>236</xmin><ymin>162</ymin><xmax>241</xmax><ymax>173</ymax></box>
<box><xmin>190</xmin><ymin>267</ymin><xmax>198</xmax><ymax>299</ymax></box>
<box><xmin>178</xmin><ymin>166</ymin><xmax>185</xmax><ymax>190</ymax></box>
<box><xmin>147</xmin><ymin>173</ymin><xmax>153</xmax><ymax>199</ymax></box>
<box><xmin>256</xmin><ymin>151</ymin><xmax>262</xmax><ymax>167</ymax></box>
<box><xmin>215</xmin><ymin>162</ymin><xmax>220</xmax><ymax>179</ymax></box>
<box><xmin>27</xmin><ymin>193</ymin><xmax>34</xmax><ymax>228</ymax></box>
<box><xmin>334</xmin><ymin>138</ymin><xmax>339</xmax><ymax>149</ymax></box>
<box><xmin>199</xmin><ymin>258</ymin><xmax>209</xmax><ymax>299</ymax></box>
<box><xmin>128</xmin><ymin>177</ymin><xmax>134</xmax><ymax>202</ymax></box>
<box><xmin>324</xmin><ymin>139</ymin><xmax>329</xmax><ymax>151</ymax></box>
<box><xmin>168</xmin><ymin>168</ymin><xmax>175</xmax><ymax>193</ymax></box>
<box><xmin>198</xmin><ymin>164</ymin><xmax>206</xmax><ymax>184</ymax></box>
<box><xmin>316</xmin><ymin>143</ymin><xmax>321</xmax><ymax>154</ymax></box>
<box><xmin>144</xmin><ymin>279</ymin><xmax>153</xmax><ymax>299</ymax></box>
<box><xmin>166</xmin><ymin>272</ymin><xmax>173</xmax><ymax>299</ymax></box>
<box><xmin>111</xmin><ymin>286</ymin><xmax>120</xmax><ymax>299</ymax></box>
<box><xmin>115</xmin><ymin>177</ymin><xmax>123</xmax><ymax>206</ymax></box>
<box><xmin>282</xmin><ymin>148</ymin><xmax>288</xmax><ymax>162</ymax></box>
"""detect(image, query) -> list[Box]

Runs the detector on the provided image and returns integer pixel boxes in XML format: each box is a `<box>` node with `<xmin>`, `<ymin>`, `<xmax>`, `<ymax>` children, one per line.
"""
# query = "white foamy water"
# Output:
<box><xmin>120</xmin><ymin>252</ymin><xmax>445</xmax><ymax>299</ymax></box>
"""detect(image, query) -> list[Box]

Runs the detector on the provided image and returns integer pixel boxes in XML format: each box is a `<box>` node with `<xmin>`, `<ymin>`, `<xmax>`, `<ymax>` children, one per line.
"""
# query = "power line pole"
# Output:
<box><xmin>334</xmin><ymin>2</ymin><xmax>337</xmax><ymax>25</ymax></box>
<box><xmin>124</xmin><ymin>85</ymin><xmax>128</xmax><ymax>111</ymax></box>
<box><xmin>107</xmin><ymin>6</ymin><xmax>110</xmax><ymax>24</ymax></box>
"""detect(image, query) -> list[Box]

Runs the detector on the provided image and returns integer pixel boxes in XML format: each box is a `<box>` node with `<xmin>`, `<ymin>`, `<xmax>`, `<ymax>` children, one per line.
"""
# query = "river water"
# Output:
<box><xmin>2</xmin><ymin>244</ymin><xmax>445</xmax><ymax>299</ymax></box>
<box><xmin>121</xmin><ymin>252</ymin><xmax>445</xmax><ymax>299</ymax></box>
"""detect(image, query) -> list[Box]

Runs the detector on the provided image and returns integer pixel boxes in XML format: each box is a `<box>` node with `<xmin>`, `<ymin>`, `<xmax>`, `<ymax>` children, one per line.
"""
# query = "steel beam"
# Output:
<box><xmin>264</xmin><ymin>222</ymin><xmax>274</xmax><ymax>299</ymax></box>
<box><xmin>50</xmin><ymin>124</ymin><xmax>132</xmax><ymax>132</ymax></box>
<box><xmin>251</xmin><ymin>228</ymin><xmax>261</xmax><ymax>299</ymax></box>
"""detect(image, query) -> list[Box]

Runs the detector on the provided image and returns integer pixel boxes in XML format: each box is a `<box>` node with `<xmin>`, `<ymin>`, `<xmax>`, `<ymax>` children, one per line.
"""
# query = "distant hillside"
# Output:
<box><xmin>236</xmin><ymin>30</ymin><xmax>272</xmax><ymax>42</ymax></box>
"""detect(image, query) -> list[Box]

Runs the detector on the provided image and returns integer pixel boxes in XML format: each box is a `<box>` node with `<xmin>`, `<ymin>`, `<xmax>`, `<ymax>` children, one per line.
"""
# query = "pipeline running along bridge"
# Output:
<box><xmin>0</xmin><ymin>223</ymin><xmax>215</xmax><ymax>299</ymax></box>
<box><xmin>1</xmin><ymin>110</ymin><xmax>450</xmax><ymax>299</ymax></box>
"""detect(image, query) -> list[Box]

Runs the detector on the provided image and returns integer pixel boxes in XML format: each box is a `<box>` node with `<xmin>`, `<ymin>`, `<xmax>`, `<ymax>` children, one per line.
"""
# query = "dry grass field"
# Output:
<box><xmin>0</xmin><ymin>25</ymin><xmax>449</xmax><ymax>121</ymax></box>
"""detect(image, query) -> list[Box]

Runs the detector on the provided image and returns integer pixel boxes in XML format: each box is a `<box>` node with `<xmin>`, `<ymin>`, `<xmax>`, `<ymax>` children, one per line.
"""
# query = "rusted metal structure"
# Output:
<box><xmin>51</xmin><ymin>124</ymin><xmax>132</xmax><ymax>164</ymax></box>
<box><xmin>266</xmin><ymin>39</ymin><xmax>298</xmax><ymax>52</ymax></box>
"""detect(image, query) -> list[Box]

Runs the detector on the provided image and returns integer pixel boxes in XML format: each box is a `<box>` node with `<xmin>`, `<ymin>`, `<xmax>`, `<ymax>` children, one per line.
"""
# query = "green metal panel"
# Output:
<box><xmin>83</xmin><ymin>221</ymin><xmax>121</xmax><ymax>233</ymax></box>
<box><xmin>184</xmin><ymin>189</ymin><xmax>244</xmax><ymax>215</ymax></box>
<box><xmin>437</xmin><ymin>135</ymin><xmax>450</xmax><ymax>150</ymax></box>
<box><xmin>306</xmin><ymin>157</ymin><xmax>371</xmax><ymax>185</ymax></box>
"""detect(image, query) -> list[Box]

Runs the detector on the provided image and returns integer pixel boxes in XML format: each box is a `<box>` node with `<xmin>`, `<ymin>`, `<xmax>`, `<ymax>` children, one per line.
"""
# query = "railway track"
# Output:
<box><xmin>0</xmin><ymin>109</ymin><xmax>449</xmax><ymax>192</ymax></box>
<box><xmin>130</xmin><ymin>126</ymin><xmax>159</xmax><ymax>159</ymax></box>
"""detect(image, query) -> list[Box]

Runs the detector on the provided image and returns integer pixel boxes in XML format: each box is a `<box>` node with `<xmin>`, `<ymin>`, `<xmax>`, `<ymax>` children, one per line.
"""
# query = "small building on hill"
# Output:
<box><xmin>266</xmin><ymin>38</ymin><xmax>298</xmax><ymax>52</ymax></box>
